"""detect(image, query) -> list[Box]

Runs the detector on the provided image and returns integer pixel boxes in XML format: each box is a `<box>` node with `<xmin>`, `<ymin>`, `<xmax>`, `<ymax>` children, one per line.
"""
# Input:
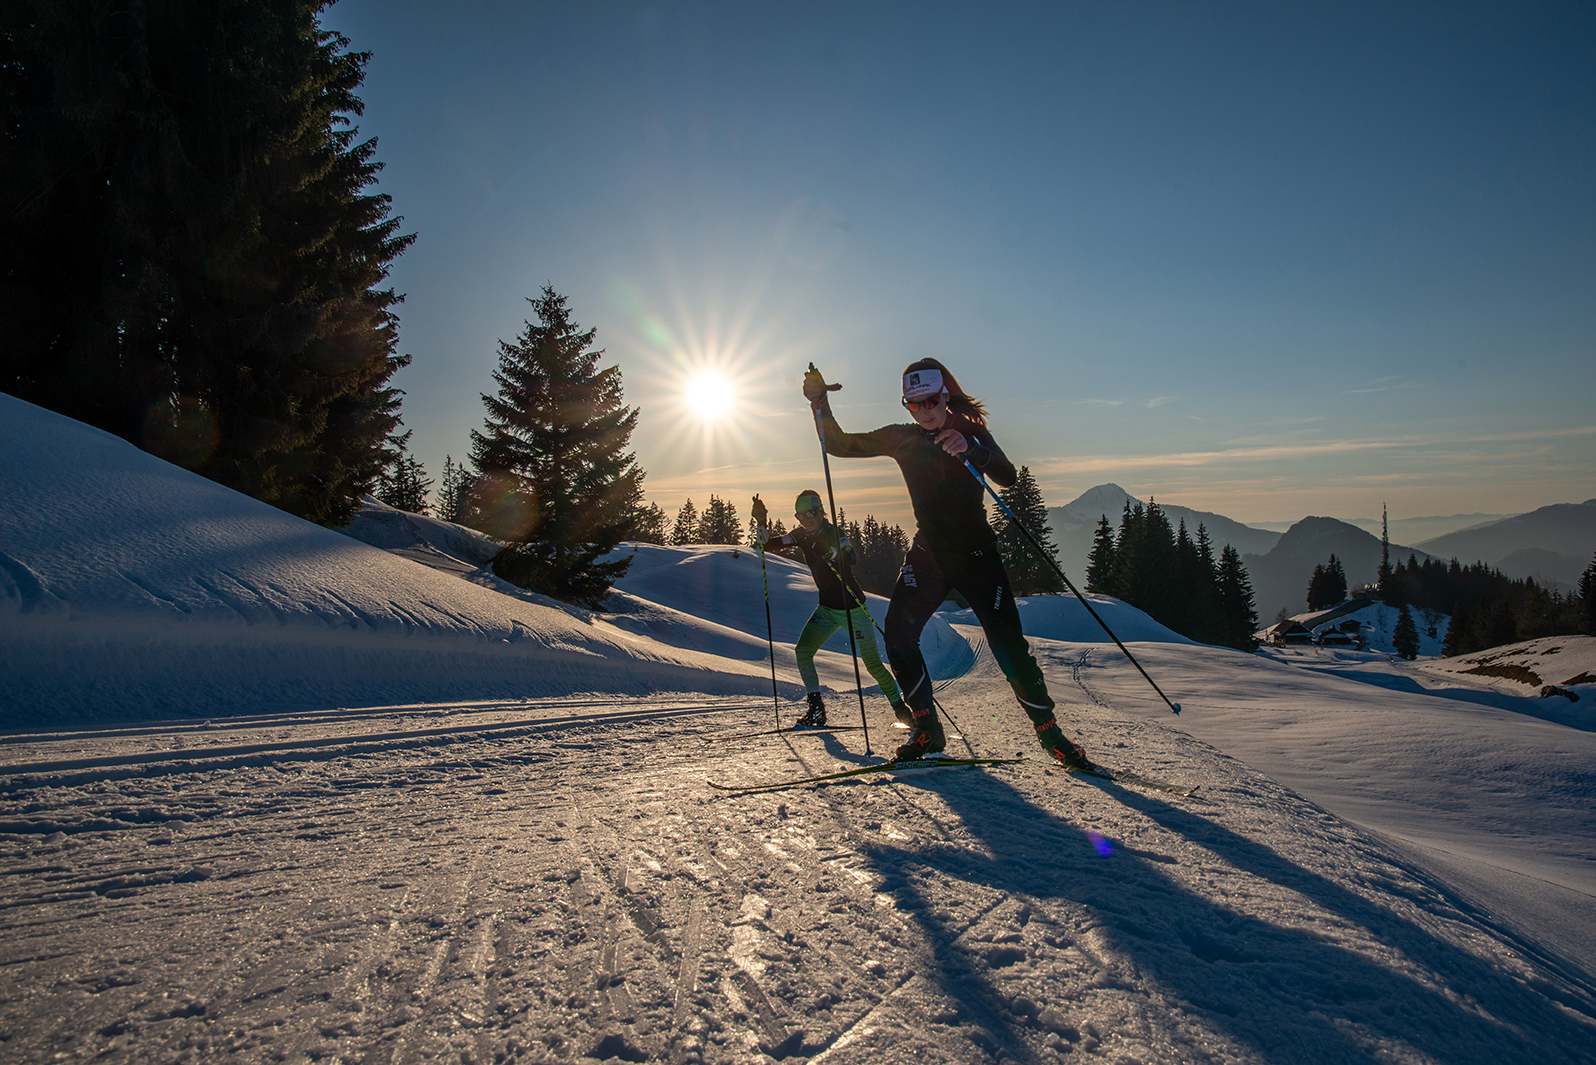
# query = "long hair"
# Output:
<box><xmin>902</xmin><ymin>357</ymin><xmax>988</xmax><ymax>427</ymax></box>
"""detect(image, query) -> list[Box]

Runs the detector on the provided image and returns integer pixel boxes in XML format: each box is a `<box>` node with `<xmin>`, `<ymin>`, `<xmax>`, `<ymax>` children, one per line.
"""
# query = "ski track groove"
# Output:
<box><xmin>2</xmin><ymin>689</ymin><xmax>1595</xmax><ymax>1063</ymax></box>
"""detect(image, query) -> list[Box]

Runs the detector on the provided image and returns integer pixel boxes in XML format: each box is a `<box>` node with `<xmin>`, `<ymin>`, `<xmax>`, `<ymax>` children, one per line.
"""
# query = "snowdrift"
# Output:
<box><xmin>0</xmin><ymin>395</ymin><xmax>779</xmax><ymax>723</ymax></box>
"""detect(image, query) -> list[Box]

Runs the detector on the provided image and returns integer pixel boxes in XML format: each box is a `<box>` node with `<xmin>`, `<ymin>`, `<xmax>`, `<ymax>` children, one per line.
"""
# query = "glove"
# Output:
<box><xmin>802</xmin><ymin>364</ymin><xmax>842</xmax><ymax>407</ymax></box>
<box><xmin>750</xmin><ymin>494</ymin><xmax>768</xmax><ymax>526</ymax></box>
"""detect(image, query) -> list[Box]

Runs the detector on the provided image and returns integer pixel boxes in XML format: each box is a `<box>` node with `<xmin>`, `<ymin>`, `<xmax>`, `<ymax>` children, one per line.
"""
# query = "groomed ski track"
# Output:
<box><xmin>4</xmin><ymin>668</ymin><xmax>1594</xmax><ymax>1064</ymax></box>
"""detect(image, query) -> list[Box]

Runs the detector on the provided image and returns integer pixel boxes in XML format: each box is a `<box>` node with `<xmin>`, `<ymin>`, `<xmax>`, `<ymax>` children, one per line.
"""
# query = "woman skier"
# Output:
<box><xmin>802</xmin><ymin>359</ymin><xmax>1091</xmax><ymax>767</ymax></box>
<box><xmin>752</xmin><ymin>490</ymin><xmax>907</xmax><ymax>727</ymax></box>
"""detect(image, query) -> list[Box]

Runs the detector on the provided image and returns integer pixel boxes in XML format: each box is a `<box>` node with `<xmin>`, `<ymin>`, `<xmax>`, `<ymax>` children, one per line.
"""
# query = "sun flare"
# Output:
<box><xmin>684</xmin><ymin>372</ymin><xmax>736</xmax><ymax>422</ymax></box>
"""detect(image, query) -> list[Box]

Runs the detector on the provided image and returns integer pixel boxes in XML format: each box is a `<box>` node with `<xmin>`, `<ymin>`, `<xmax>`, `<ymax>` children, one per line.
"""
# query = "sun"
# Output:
<box><xmin>684</xmin><ymin>371</ymin><xmax>736</xmax><ymax>422</ymax></box>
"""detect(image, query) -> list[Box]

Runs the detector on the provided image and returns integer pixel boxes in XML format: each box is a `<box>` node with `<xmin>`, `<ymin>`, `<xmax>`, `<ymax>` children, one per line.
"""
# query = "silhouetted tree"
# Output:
<box><xmin>671</xmin><ymin>500</ymin><xmax>700</xmax><ymax>545</ymax></box>
<box><xmin>1307</xmin><ymin>554</ymin><xmax>1348</xmax><ymax>610</ymax></box>
<box><xmin>699</xmin><ymin>495</ymin><xmax>741</xmax><ymax>544</ymax></box>
<box><xmin>437</xmin><ymin>455</ymin><xmax>474</xmax><ymax>524</ymax></box>
<box><xmin>469</xmin><ymin>287</ymin><xmax>640</xmax><ymax>607</ymax></box>
<box><xmin>375</xmin><ymin>433</ymin><xmax>431</xmax><ymax>513</ymax></box>
<box><xmin>990</xmin><ymin>466</ymin><xmax>1064</xmax><ymax>595</ymax></box>
<box><xmin>630</xmin><ymin>503</ymin><xmax>668</xmax><ymax>545</ymax></box>
<box><xmin>1216</xmin><ymin>545</ymin><xmax>1260</xmax><ymax>651</ymax></box>
<box><xmin>1084</xmin><ymin>514</ymin><xmax>1116</xmax><ymax>593</ymax></box>
<box><xmin>1393</xmin><ymin>604</ymin><xmax>1420</xmax><ymax>660</ymax></box>
<box><xmin>2</xmin><ymin>0</ymin><xmax>414</xmax><ymax>526</ymax></box>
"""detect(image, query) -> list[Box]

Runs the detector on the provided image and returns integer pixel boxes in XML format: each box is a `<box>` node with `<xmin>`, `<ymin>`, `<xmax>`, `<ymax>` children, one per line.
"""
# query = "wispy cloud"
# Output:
<box><xmin>1145</xmin><ymin>396</ymin><xmax>1175</xmax><ymax>409</ymax></box>
<box><xmin>1078</xmin><ymin>398</ymin><xmax>1123</xmax><ymax>407</ymax></box>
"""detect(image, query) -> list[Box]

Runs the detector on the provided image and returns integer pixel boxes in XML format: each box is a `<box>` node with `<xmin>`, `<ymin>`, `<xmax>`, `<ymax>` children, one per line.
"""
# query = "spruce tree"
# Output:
<box><xmin>699</xmin><ymin>495</ymin><xmax>741</xmax><ymax>545</ymax></box>
<box><xmin>1085</xmin><ymin>515</ymin><xmax>1117</xmax><ymax>594</ymax></box>
<box><xmin>469</xmin><ymin>287</ymin><xmax>641</xmax><ymax>607</ymax></box>
<box><xmin>631</xmin><ymin>503</ymin><xmax>668</xmax><ymax>545</ymax></box>
<box><xmin>2</xmin><ymin>1</ymin><xmax>413</xmax><ymax>526</ymax></box>
<box><xmin>437</xmin><ymin>456</ymin><xmax>473</xmax><ymax>524</ymax></box>
<box><xmin>1393</xmin><ymin>604</ymin><xmax>1420</xmax><ymax>660</ymax></box>
<box><xmin>991</xmin><ymin>467</ymin><xmax>1063</xmax><ymax>596</ymax></box>
<box><xmin>1216</xmin><ymin>545</ymin><xmax>1260</xmax><ymax>651</ymax></box>
<box><xmin>375</xmin><ymin>435</ymin><xmax>431</xmax><ymax>514</ymax></box>
<box><xmin>671</xmin><ymin>500</ymin><xmax>700</xmax><ymax>545</ymax></box>
<box><xmin>1581</xmin><ymin>553</ymin><xmax>1596</xmax><ymax>635</ymax></box>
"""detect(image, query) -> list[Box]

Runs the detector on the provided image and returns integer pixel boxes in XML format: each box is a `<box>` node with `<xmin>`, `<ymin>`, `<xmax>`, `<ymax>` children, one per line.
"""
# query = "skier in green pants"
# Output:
<box><xmin>753</xmin><ymin>490</ymin><xmax>908</xmax><ymax>727</ymax></box>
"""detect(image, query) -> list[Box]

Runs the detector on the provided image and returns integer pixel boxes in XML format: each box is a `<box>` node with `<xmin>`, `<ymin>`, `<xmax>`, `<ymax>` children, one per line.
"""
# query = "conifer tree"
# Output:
<box><xmin>671</xmin><ymin>500</ymin><xmax>700</xmax><ymax>545</ymax></box>
<box><xmin>1216</xmin><ymin>545</ymin><xmax>1260</xmax><ymax>651</ymax></box>
<box><xmin>469</xmin><ymin>287</ymin><xmax>641</xmax><ymax>607</ymax></box>
<box><xmin>699</xmin><ymin>495</ymin><xmax>741</xmax><ymax>545</ymax></box>
<box><xmin>631</xmin><ymin>503</ymin><xmax>668</xmax><ymax>545</ymax></box>
<box><xmin>2</xmin><ymin>0</ymin><xmax>413</xmax><ymax>526</ymax></box>
<box><xmin>1581</xmin><ymin>553</ymin><xmax>1596</xmax><ymax>635</ymax></box>
<box><xmin>990</xmin><ymin>466</ymin><xmax>1063</xmax><ymax>596</ymax></box>
<box><xmin>1085</xmin><ymin>515</ymin><xmax>1117</xmax><ymax>594</ymax></box>
<box><xmin>375</xmin><ymin>434</ymin><xmax>431</xmax><ymax>513</ymax></box>
<box><xmin>1393</xmin><ymin>604</ymin><xmax>1420</xmax><ymax>660</ymax></box>
<box><xmin>437</xmin><ymin>456</ymin><xmax>473</xmax><ymax>525</ymax></box>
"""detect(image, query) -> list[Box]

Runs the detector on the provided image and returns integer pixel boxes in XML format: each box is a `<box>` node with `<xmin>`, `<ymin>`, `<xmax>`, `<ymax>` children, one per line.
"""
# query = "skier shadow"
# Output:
<box><xmin>853</xmin><ymin>771</ymin><xmax>1596</xmax><ymax>1065</ymax></box>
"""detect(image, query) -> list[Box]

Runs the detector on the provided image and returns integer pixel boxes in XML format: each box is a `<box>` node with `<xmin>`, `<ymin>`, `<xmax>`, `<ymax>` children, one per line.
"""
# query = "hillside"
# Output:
<box><xmin>1243</xmin><ymin>516</ymin><xmax>1432</xmax><ymax>621</ymax></box>
<box><xmin>1417</xmin><ymin>500</ymin><xmax>1596</xmax><ymax>588</ymax></box>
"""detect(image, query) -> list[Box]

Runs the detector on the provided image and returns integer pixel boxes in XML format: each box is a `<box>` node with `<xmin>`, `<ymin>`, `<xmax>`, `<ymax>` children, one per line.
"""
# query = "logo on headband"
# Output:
<box><xmin>902</xmin><ymin>368</ymin><xmax>944</xmax><ymax>400</ymax></box>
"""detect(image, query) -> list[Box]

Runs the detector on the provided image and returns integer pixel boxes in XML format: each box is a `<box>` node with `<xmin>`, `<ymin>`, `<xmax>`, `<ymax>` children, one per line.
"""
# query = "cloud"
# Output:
<box><xmin>1145</xmin><ymin>396</ymin><xmax>1175</xmax><ymax>409</ymax></box>
<box><xmin>1078</xmin><ymin>398</ymin><xmax>1123</xmax><ymax>407</ymax></box>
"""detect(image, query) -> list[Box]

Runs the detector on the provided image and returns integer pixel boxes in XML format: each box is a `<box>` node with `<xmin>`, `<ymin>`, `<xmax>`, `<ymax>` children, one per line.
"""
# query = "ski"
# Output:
<box><xmin>707</xmin><ymin>755</ymin><xmax>1022</xmax><ymax>794</ymax></box>
<box><xmin>711</xmin><ymin>724</ymin><xmax>866</xmax><ymax>741</ymax></box>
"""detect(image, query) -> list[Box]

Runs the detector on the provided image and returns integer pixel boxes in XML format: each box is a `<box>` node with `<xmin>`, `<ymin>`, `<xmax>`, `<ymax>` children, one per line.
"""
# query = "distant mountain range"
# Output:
<box><xmin>1415</xmin><ymin>500</ymin><xmax>1596</xmax><ymax>588</ymax></box>
<box><xmin>1045</xmin><ymin>486</ymin><xmax>1595</xmax><ymax>624</ymax></box>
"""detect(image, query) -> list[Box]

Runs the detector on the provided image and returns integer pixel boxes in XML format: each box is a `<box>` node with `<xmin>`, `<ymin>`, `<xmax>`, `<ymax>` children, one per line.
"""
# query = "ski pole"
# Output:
<box><xmin>817</xmin><ymin>553</ymin><xmax>975</xmax><ymax>757</ymax></box>
<box><xmin>808</xmin><ymin>365</ymin><xmax>872</xmax><ymax>754</ymax></box>
<box><xmin>964</xmin><ymin>460</ymin><xmax>1182</xmax><ymax>715</ymax></box>
<box><xmin>752</xmin><ymin>503</ymin><xmax>782</xmax><ymax>731</ymax></box>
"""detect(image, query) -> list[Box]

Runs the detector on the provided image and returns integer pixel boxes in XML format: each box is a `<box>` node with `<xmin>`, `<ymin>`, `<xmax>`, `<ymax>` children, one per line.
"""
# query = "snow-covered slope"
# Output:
<box><xmin>4</xmin><ymin>395</ymin><xmax>1596</xmax><ymax>1064</ymax></box>
<box><xmin>0</xmin><ymin>394</ymin><xmax>783</xmax><ymax>723</ymax></box>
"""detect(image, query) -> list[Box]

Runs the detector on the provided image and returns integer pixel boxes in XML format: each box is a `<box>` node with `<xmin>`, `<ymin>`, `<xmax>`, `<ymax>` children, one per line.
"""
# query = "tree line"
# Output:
<box><xmin>1085</xmin><ymin>501</ymin><xmax>1259</xmax><ymax>651</ymax></box>
<box><xmin>4</xmin><ymin>0</ymin><xmax>412</xmax><ymax>526</ymax></box>
<box><xmin>1374</xmin><ymin>553</ymin><xmax>1595</xmax><ymax>656</ymax></box>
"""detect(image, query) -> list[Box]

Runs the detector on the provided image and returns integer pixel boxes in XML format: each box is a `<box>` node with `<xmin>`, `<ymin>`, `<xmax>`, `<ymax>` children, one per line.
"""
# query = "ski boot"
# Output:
<box><xmin>795</xmin><ymin>692</ymin><xmax>827</xmax><ymax>727</ymax></box>
<box><xmin>894</xmin><ymin>707</ymin><xmax>946</xmax><ymax>761</ymax></box>
<box><xmin>891</xmin><ymin>699</ymin><xmax>914</xmax><ymax>728</ymax></box>
<box><xmin>1037</xmin><ymin>720</ymin><xmax>1091</xmax><ymax>771</ymax></box>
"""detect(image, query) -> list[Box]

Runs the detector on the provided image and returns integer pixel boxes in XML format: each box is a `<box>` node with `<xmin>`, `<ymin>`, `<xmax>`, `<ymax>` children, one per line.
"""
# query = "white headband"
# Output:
<box><xmin>902</xmin><ymin>368</ymin><xmax>945</xmax><ymax>400</ymax></box>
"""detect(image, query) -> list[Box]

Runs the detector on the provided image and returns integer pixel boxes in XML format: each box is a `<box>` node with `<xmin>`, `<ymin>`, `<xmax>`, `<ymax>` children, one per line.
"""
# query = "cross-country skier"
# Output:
<box><xmin>802</xmin><ymin>359</ymin><xmax>1091</xmax><ymax>767</ymax></box>
<box><xmin>752</xmin><ymin>490</ymin><xmax>908</xmax><ymax>727</ymax></box>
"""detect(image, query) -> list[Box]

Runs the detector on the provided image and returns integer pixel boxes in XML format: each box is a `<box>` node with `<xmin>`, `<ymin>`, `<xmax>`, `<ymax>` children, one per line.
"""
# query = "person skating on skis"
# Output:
<box><xmin>752</xmin><ymin>490</ymin><xmax>908</xmax><ymax>727</ymax></box>
<box><xmin>802</xmin><ymin>359</ymin><xmax>1091</xmax><ymax>768</ymax></box>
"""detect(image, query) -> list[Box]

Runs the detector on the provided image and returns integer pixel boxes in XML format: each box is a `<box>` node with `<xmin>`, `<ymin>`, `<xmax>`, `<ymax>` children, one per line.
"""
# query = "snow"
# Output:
<box><xmin>3</xmin><ymin>389</ymin><xmax>1595</xmax><ymax>1063</ymax></box>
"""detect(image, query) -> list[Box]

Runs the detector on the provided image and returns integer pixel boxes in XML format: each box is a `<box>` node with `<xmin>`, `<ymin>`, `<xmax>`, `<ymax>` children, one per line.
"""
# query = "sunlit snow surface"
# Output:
<box><xmin>2</xmin><ymin>391</ymin><xmax>1595</xmax><ymax>1064</ymax></box>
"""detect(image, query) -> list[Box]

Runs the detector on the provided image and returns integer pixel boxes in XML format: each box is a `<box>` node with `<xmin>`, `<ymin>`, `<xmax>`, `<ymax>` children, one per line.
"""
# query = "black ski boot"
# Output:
<box><xmin>796</xmin><ymin>692</ymin><xmax>827</xmax><ymax>727</ymax></box>
<box><xmin>894</xmin><ymin>707</ymin><xmax>946</xmax><ymax>761</ymax></box>
<box><xmin>1037</xmin><ymin>720</ymin><xmax>1091</xmax><ymax>770</ymax></box>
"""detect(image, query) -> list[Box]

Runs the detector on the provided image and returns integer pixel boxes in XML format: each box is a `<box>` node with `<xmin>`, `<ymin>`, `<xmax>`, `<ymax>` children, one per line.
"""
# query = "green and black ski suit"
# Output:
<box><xmin>813</xmin><ymin>398</ymin><xmax>1058</xmax><ymax>733</ymax></box>
<box><xmin>760</xmin><ymin>521</ymin><xmax>901</xmax><ymax>701</ymax></box>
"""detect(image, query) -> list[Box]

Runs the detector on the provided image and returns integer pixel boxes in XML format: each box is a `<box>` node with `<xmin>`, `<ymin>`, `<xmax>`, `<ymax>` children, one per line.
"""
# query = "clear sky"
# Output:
<box><xmin>325</xmin><ymin>0</ymin><xmax>1594</xmax><ymax>532</ymax></box>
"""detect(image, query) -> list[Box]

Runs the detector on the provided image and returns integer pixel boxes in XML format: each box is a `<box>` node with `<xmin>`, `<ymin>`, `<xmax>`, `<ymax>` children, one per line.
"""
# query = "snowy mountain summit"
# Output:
<box><xmin>3</xmin><ymin>392</ymin><xmax>1596</xmax><ymax>1064</ymax></box>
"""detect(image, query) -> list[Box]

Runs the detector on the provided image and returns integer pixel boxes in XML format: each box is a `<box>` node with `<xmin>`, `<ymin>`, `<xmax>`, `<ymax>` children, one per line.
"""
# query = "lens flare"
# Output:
<box><xmin>685</xmin><ymin>372</ymin><xmax>735</xmax><ymax>422</ymax></box>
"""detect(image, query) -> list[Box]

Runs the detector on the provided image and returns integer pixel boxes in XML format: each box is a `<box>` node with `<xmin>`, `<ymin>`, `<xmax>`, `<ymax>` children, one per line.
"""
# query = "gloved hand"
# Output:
<box><xmin>803</xmin><ymin>364</ymin><xmax>842</xmax><ymax>407</ymax></box>
<box><xmin>750</xmin><ymin>494</ymin><xmax>768</xmax><ymax>526</ymax></box>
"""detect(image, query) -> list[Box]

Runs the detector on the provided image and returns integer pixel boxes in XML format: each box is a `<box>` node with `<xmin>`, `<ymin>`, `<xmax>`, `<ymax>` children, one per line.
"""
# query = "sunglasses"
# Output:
<box><xmin>901</xmin><ymin>392</ymin><xmax>946</xmax><ymax>413</ymax></box>
<box><xmin>795</xmin><ymin>507</ymin><xmax>823</xmax><ymax>518</ymax></box>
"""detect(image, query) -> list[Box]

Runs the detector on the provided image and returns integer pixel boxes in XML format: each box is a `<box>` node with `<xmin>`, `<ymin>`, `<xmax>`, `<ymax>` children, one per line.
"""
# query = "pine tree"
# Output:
<box><xmin>437</xmin><ymin>456</ymin><xmax>473</xmax><ymax>525</ymax></box>
<box><xmin>1581</xmin><ymin>553</ymin><xmax>1596</xmax><ymax>635</ymax></box>
<box><xmin>2</xmin><ymin>1</ymin><xmax>413</xmax><ymax>526</ymax></box>
<box><xmin>699</xmin><ymin>495</ymin><xmax>741</xmax><ymax>544</ymax></box>
<box><xmin>631</xmin><ymin>503</ymin><xmax>668</xmax><ymax>545</ymax></box>
<box><xmin>1085</xmin><ymin>515</ymin><xmax>1117</xmax><ymax>593</ymax></box>
<box><xmin>1307</xmin><ymin>555</ymin><xmax>1348</xmax><ymax>610</ymax></box>
<box><xmin>987</xmin><ymin>467</ymin><xmax>1063</xmax><ymax>596</ymax></box>
<box><xmin>671</xmin><ymin>500</ymin><xmax>700</xmax><ymax>545</ymax></box>
<box><xmin>1216</xmin><ymin>545</ymin><xmax>1260</xmax><ymax>651</ymax></box>
<box><xmin>469</xmin><ymin>287</ymin><xmax>641</xmax><ymax>607</ymax></box>
<box><xmin>375</xmin><ymin>434</ymin><xmax>431</xmax><ymax>513</ymax></box>
<box><xmin>1393</xmin><ymin>604</ymin><xmax>1420</xmax><ymax>660</ymax></box>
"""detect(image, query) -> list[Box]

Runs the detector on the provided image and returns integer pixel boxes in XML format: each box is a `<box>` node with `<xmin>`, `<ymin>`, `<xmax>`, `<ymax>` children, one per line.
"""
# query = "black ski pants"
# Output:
<box><xmin>883</xmin><ymin>536</ymin><xmax>1056</xmax><ymax>731</ymax></box>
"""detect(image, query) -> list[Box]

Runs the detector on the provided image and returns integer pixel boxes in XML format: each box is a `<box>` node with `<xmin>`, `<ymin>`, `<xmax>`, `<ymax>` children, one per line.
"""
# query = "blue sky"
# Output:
<box><xmin>327</xmin><ymin>0</ymin><xmax>1594</xmax><ymax>531</ymax></box>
